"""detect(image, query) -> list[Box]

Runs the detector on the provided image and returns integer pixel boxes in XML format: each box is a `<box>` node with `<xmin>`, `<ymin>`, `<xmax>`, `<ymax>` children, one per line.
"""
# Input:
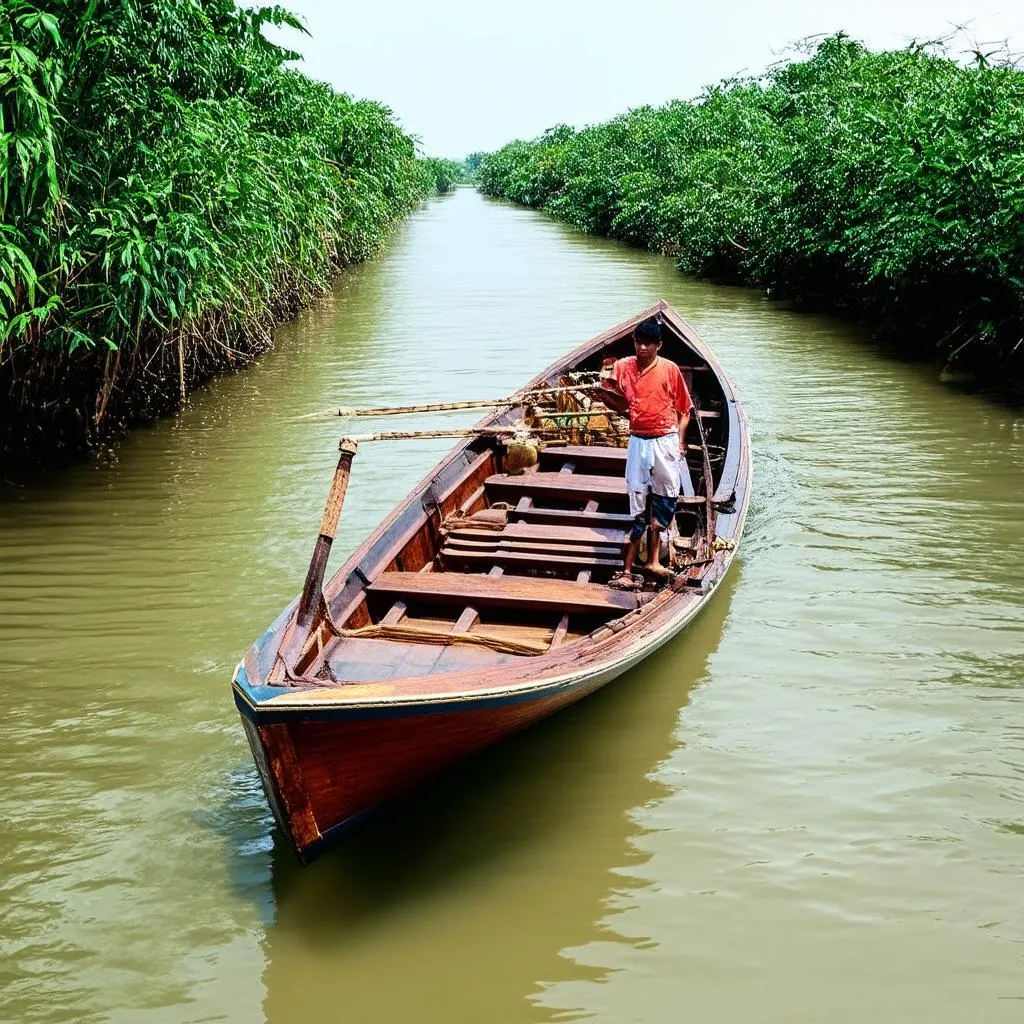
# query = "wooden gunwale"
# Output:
<box><xmin>237</xmin><ymin>298</ymin><xmax>751</xmax><ymax>713</ymax></box>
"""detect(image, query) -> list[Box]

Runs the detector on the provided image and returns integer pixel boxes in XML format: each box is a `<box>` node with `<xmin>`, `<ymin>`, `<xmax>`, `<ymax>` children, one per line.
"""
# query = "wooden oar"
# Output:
<box><xmin>278</xmin><ymin>439</ymin><xmax>359</xmax><ymax>672</ymax></box>
<box><xmin>295</xmin><ymin>438</ymin><xmax>359</xmax><ymax>630</ymax></box>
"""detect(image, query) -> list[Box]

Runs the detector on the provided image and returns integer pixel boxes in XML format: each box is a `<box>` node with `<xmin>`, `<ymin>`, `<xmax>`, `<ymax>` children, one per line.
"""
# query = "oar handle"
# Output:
<box><xmin>296</xmin><ymin>439</ymin><xmax>358</xmax><ymax>628</ymax></box>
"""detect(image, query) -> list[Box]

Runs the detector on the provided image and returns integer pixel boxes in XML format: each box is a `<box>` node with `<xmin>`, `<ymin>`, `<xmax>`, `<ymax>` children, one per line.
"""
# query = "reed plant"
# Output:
<box><xmin>1</xmin><ymin>0</ymin><xmax>444</xmax><ymax>459</ymax></box>
<box><xmin>478</xmin><ymin>35</ymin><xmax>1024</xmax><ymax>383</ymax></box>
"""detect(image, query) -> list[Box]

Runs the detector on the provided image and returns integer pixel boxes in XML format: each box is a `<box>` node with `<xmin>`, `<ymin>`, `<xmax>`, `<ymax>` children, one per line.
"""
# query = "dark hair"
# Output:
<box><xmin>633</xmin><ymin>317</ymin><xmax>662</xmax><ymax>343</ymax></box>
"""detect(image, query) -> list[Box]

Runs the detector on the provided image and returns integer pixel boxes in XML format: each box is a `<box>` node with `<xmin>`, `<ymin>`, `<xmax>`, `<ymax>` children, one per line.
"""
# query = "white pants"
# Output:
<box><xmin>625</xmin><ymin>433</ymin><xmax>681</xmax><ymax>517</ymax></box>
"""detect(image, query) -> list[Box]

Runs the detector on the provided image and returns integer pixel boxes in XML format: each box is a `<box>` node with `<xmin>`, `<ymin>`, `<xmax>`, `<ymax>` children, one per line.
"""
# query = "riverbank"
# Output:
<box><xmin>0</xmin><ymin>1</ymin><xmax>449</xmax><ymax>465</ymax></box>
<box><xmin>477</xmin><ymin>34</ymin><xmax>1024</xmax><ymax>389</ymax></box>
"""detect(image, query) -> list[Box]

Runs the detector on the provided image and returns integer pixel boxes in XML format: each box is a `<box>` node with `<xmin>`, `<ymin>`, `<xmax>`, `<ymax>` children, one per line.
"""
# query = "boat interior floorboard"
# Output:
<box><xmin>327</xmin><ymin>637</ymin><xmax>521</xmax><ymax>683</ymax></box>
<box><xmin>509</xmin><ymin>506</ymin><xmax>635</xmax><ymax>528</ymax></box>
<box><xmin>440</xmin><ymin>546</ymin><xmax>623</xmax><ymax>576</ymax></box>
<box><xmin>449</xmin><ymin>521</ymin><xmax>627</xmax><ymax>546</ymax></box>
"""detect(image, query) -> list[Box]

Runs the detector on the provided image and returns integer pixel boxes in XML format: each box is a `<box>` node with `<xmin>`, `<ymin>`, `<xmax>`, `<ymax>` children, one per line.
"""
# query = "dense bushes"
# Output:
<box><xmin>479</xmin><ymin>36</ymin><xmax>1024</xmax><ymax>382</ymax></box>
<box><xmin>419</xmin><ymin>158</ymin><xmax>464</xmax><ymax>194</ymax></box>
<box><xmin>1</xmin><ymin>1</ymin><xmax>443</xmax><ymax>459</ymax></box>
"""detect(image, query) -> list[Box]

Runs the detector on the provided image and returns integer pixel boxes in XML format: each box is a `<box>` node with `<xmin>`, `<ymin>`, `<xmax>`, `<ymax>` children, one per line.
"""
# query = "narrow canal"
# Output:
<box><xmin>1</xmin><ymin>188</ymin><xmax>1022</xmax><ymax>1024</ymax></box>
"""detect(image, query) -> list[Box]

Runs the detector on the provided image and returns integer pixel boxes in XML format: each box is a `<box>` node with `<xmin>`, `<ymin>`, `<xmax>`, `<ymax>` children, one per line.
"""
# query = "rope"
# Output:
<box><xmin>324</xmin><ymin>621</ymin><xmax>549</xmax><ymax>656</ymax></box>
<box><xmin>439</xmin><ymin>507</ymin><xmax>509</xmax><ymax>534</ymax></box>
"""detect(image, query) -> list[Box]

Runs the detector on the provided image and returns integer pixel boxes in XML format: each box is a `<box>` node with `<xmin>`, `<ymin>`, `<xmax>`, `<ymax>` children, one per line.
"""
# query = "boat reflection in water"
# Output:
<box><xmin>259</xmin><ymin>569</ymin><xmax>739</xmax><ymax>1023</ymax></box>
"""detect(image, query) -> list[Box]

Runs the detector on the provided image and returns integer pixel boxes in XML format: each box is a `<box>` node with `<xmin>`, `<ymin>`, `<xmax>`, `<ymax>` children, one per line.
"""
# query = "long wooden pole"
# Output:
<box><xmin>296</xmin><ymin>383</ymin><xmax>600</xmax><ymax>421</ymax></box>
<box><xmin>691</xmin><ymin>402</ymin><xmax>717</xmax><ymax>558</ymax></box>
<box><xmin>341</xmin><ymin>426</ymin><xmax>562</xmax><ymax>443</ymax></box>
<box><xmin>335</xmin><ymin>424</ymin><xmax>719</xmax><ymax>450</ymax></box>
<box><xmin>295</xmin><ymin>438</ymin><xmax>359</xmax><ymax>629</ymax></box>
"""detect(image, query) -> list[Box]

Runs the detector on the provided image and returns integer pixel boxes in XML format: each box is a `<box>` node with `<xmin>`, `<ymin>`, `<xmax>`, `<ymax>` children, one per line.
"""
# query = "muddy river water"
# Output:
<box><xmin>1</xmin><ymin>188</ymin><xmax>1022</xmax><ymax>1023</ymax></box>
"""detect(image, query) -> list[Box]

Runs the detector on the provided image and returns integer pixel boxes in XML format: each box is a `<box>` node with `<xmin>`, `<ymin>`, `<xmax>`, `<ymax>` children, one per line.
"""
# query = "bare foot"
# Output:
<box><xmin>608</xmin><ymin>571</ymin><xmax>643</xmax><ymax>591</ymax></box>
<box><xmin>643</xmin><ymin>563</ymin><xmax>673</xmax><ymax>580</ymax></box>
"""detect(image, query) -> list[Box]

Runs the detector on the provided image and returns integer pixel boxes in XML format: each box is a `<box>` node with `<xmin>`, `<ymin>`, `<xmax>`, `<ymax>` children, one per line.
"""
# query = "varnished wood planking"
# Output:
<box><xmin>260</xmin><ymin>723</ymin><xmax>321</xmax><ymax>847</ymax></box>
<box><xmin>440</xmin><ymin>547</ymin><xmax>622</xmax><ymax>573</ymax></box>
<box><xmin>485</xmin><ymin>470</ymin><xmax>628</xmax><ymax>503</ymax></box>
<box><xmin>511</xmin><ymin>505</ymin><xmax>635</xmax><ymax>529</ymax></box>
<box><xmin>285</xmin><ymin>682</ymin><xmax>602</xmax><ymax>849</ymax></box>
<box><xmin>447</xmin><ymin>521</ymin><xmax>626</xmax><ymax>547</ymax></box>
<box><xmin>369</xmin><ymin>570</ymin><xmax>640</xmax><ymax>614</ymax></box>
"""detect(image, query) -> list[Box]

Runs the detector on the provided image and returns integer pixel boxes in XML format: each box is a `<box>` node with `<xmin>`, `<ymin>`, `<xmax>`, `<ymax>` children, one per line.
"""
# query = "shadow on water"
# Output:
<box><xmin>255</xmin><ymin>567</ymin><xmax>741</xmax><ymax>1023</ymax></box>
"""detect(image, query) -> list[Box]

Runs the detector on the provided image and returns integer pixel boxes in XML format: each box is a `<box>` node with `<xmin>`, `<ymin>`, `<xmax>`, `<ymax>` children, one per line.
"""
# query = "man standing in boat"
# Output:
<box><xmin>598</xmin><ymin>316</ymin><xmax>692</xmax><ymax>588</ymax></box>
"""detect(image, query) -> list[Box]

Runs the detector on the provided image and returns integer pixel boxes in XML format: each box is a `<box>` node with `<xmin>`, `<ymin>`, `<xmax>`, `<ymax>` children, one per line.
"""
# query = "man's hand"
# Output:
<box><xmin>596</xmin><ymin>385</ymin><xmax>629</xmax><ymax>415</ymax></box>
<box><xmin>678</xmin><ymin>411</ymin><xmax>690</xmax><ymax>447</ymax></box>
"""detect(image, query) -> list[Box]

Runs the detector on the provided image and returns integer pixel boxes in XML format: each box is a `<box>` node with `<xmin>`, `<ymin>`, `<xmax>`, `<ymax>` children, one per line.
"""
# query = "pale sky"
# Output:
<box><xmin>268</xmin><ymin>1</ymin><xmax>1024</xmax><ymax>158</ymax></box>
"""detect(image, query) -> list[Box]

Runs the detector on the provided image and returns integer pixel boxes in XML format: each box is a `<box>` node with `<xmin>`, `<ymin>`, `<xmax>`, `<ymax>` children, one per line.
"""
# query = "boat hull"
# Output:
<box><xmin>237</xmin><ymin>663</ymin><xmax>627</xmax><ymax>863</ymax></box>
<box><xmin>232</xmin><ymin>553</ymin><xmax>740</xmax><ymax>863</ymax></box>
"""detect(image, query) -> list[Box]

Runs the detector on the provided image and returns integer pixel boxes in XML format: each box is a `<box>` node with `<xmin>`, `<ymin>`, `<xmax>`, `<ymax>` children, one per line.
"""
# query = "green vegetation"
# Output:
<box><xmin>478</xmin><ymin>36</ymin><xmax>1024</xmax><ymax>382</ymax></box>
<box><xmin>420</xmin><ymin>157</ymin><xmax>464</xmax><ymax>194</ymax></box>
<box><xmin>421</xmin><ymin>155</ymin><xmax>487</xmax><ymax>190</ymax></box>
<box><xmin>1</xmin><ymin>1</ymin><xmax>446</xmax><ymax>459</ymax></box>
<box><xmin>460</xmin><ymin>152</ymin><xmax>487</xmax><ymax>182</ymax></box>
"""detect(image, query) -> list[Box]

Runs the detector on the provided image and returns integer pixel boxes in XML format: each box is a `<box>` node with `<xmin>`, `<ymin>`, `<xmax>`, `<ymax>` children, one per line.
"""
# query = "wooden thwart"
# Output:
<box><xmin>447</xmin><ymin>521</ymin><xmax>626</xmax><ymax>547</ymax></box>
<box><xmin>487</xmin><ymin>471</ymin><xmax>627</xmax><ymax>503</ymax></box>
<box><xmin>444</xmin><ymin>537</ymin><xmax>623</xmax><ymax>560</ymax></box>
<box><xmin>538</xmin><ymin>444</ymin><xmax>701</xmax><ymax>498</ymax></box>
<box><xmin>453</xmin><ymin>565</ymin><xmax>504</xmax><ymax>634</ymax></box>
<box><xmin>541</xmin><ymin>446</ymin><xmax>627</xmax><ymax>472</ymax></box>
<box><xmin>488</xmin><ymin>463</ymin><xmax>697</xmax><ymax>502</ymax></box>
<box><xmin>551</xmin><ymin>568</ymin><xmax>592</xmax><ymax>649</ymax></box>
<box><xmin>441</xmin><ymin>547</ymin><xmax>623</xmax><ymax>573</ymax></box>
<box><xmin>369</xmin><ymin>571</ymin><xmax>642</xmax><ymax>615</ymax></box>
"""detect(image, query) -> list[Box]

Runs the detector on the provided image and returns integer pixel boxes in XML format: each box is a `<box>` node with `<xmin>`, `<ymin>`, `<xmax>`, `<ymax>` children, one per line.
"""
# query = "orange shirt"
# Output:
<box><xmin>613</xmin><ymin>355</ymin><xmax>692</xmax><ymax>436</ymax></box>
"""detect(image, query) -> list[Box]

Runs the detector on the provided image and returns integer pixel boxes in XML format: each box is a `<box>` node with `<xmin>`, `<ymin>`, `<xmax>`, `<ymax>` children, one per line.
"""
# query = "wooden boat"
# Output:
<box><xmin>232</xmin><ymin>300</ymin><xmax>751</xmax><ymax>863</ymax></box>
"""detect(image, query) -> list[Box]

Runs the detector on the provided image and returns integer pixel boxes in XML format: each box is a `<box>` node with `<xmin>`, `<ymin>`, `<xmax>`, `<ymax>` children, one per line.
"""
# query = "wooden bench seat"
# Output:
<box><xmin>445</xmin><ymin>536</ymin><xmax>622</xmax><ymax>559</ymax></box>
<box><xmin>440</xmin><ymin>547</ymin><xmax>623</xmax><ymax>574</ymax></box>
<box><xmin>446</xmin><ymin>521</ymin><xmax>626</xmax><ymax>548</ymax></box>
<box><xmin>539</xmin><ymin>444</ymin><xmax>704</xmax><ymax>499</ymax></box>
<box><xmin>486</xmin><ymin>471</ymin><xmax>627</xmax><ymax>503</ymax></box>
<box><xmin>488</xmin><ymin>461</ymin><xmax>698</xmax><ymax>501</ymax></box>
<box><xmin>540</xmin><ymin>446</ymin><xmax>628</xmax><ymax>473</ymax></box>
<box><xmin>368</xmin><ymin>571</ymin><xmax>642</xmax><ymax>615</ymax></box>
